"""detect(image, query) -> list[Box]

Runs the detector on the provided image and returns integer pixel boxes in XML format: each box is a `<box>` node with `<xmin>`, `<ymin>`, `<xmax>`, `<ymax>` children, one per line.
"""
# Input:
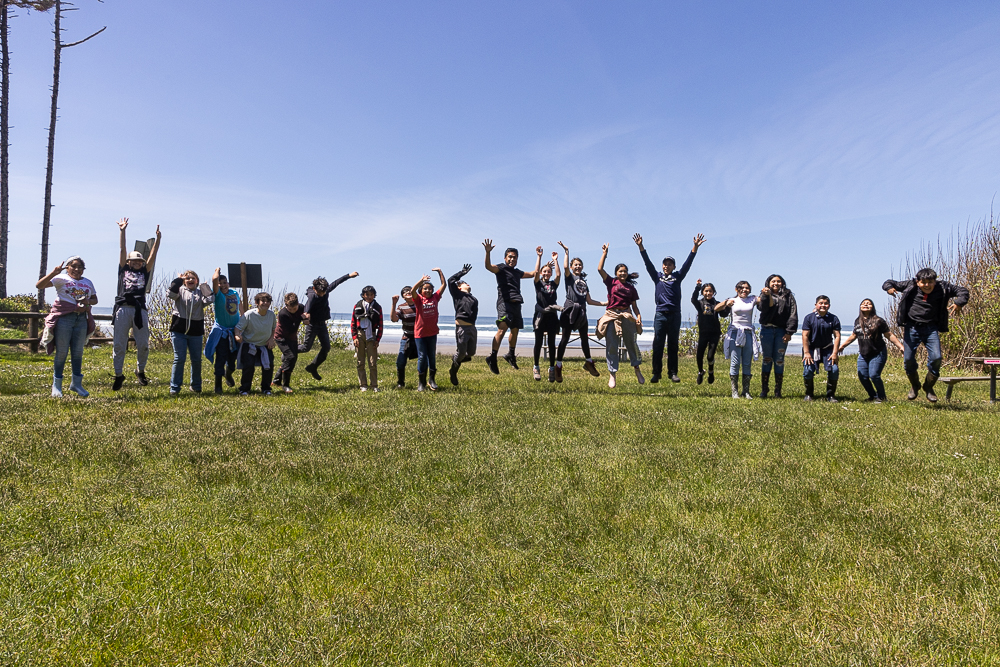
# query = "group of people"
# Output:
<box><xmin>33</xmin><ymin>219</ymin><xmax>971</xmax><ymax>403</ymax></box>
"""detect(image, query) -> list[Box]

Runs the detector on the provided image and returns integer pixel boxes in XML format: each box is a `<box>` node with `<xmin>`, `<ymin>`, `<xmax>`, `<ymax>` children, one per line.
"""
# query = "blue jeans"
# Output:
<box><xmin>728</xmin><ymin>341</ymin><xmax>753</xmax><ymax>377</ymax></box>
<box><xmin>605</xmin><ymin>322</ymin><xmax>641</xmax><ymax>373</ymax></box>
<box><xmin>856</xmin><ymin>350</ymin><xmax>887</xmax><ymax>399</ymax></box>
<box><xmin>903</xmin><ymin>325</ymin><xmax>942</xmax><ymax>377</ymax></box>
<box><xmin>651</xmin><ymin>310</ymin><xmax>681</xmax><ymax>377</ymax></box>
<box><xmin>759</xmin><ymin>326</ymin><xmax>788</xmax><ymax>375</ymax></box>
<box><xmin>803</xmin><ymin>346</ymin><xmax>839</xmax><ymax>382</ymax></box>
<box><xmin>53</xmin><ymin>311</ymin><xmax>88</xmax><ymax>379</ymax></box>
<box><xmin>415</xmin><ymin>335</ymin><xmax>437</xmax><ymax>375</ymax></box>
<box><xmin>170</xmin><ymin>332</ymin><xmax>204</xmax><ymax>391</ymax></box>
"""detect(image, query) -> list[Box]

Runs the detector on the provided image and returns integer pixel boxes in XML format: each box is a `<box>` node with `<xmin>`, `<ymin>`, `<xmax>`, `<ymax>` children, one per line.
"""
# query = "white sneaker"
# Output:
<box><xmin>372</xmin><ymin>387</ymin><xmax>380</xmax><ymax>393</ymax></box>
<box><xmin>283</xmin><ymin>386</ymin><xmax>293</xmax><ymax>394</ymax></box>
<box><xmin>360</xmin><ymin>386</ymin><xmax>368</xmax><ymax>392</ymax></box>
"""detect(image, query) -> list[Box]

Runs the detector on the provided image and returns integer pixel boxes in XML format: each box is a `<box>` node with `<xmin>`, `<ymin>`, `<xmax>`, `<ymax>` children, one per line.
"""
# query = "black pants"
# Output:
<box><xmin>652</xmin><ymin>310</ymin><xmax>682</xmax><ymax>378</ymax></box>
<box><xmin>696</xmin><ymin>332</ymin><xmax>721</xmax><ymax>372</ymax></box>
<box><xmin>534</xmin><ymin>315</ymin><xmax>559</xmax><ymax>367</ymax></box>
<box><xmin>275</xmin><ymin>337</ymin><xmax>298</xmax><ymax>382</ymax></box>
<box><xmin>239</xmin><ymin>344</ymin><xmax>274</xmax><ymax>393</ymax></box>
<box><xmin>213</xmin><ymin>333</ymin><xmax>238</xmax><ymax>378</ymax></box>
<box><xmin>557</xmin><ymin>321</ymin><xmax>592</xmax><ymax>360</ymax></box>
<box><xmin>298</xmin><ymin>322</ymin><xmax>330</xmax><ymax>368</ymax></box>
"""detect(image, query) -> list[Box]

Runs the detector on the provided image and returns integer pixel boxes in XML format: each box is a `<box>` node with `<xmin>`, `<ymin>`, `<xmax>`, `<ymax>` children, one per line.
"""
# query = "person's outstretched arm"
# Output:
<box><xmin>146</xmin><ymin>225</ymin><xmax>162</xmax><ymax>267</ymax></box>
<box><xmin>329</xmin><ymin>271</ymin><xmax>359</xmax><ymax>291</ymax></box>
<box><xmin>412</xmin><ymin>274</ymin><xmax>430</xmax><ymax>296</ymax></box>
<box><xmin>212</xmin><ymin>267</ymin><xmax>222</xmax><ymax>295</ymax></box>
<box><xmin>597</xmin><ymin>244</ymin><xmax>610</xmax><ymax>281</ymax></box>
<box><xmin>36</xmin><ymin>262</ymin><xmax>64</xmax><ymax>290</ymax></box>
<box><xmin>390</xmin><ymin>295</ymin><xmax>400</xmax><ymax>322</ymax></box>
<box><xmin>882</xmin><ymin>278</ymin><xmax>910</xmax><ymax>296</ymax></box>
<box><xmin>945</xmin><ymin>281</ymin><xmax>970</xmax><ymax>316</ymax></box>
<box><xmin>551</xmin><ymin>251</ymin><xmax>561</xmax><ymax>288</ymax></box>
<box><xmin>838</xmin><ymin>331</ymin><xmax>857</xmax><ymax>354</ymax></box>
<box><xmin>524</xmin><ymin>246</ymin><xmax>543</xmax><ymax>280</ymax></box>
<box><xmin>632</xmin><ymin>233</ymin><xmax>659</xmax><ymax>282</ymax></box>
<box><xmin>117</xmin><ymin>217</ymin><xmax>129</xmax><ymax>267</ymax></box>
<box><xmin>433</xmin><ymin>268</ymin><xmax>446</xmax><ymax>297</ymax></box>
<box><xmin>558</xmin><ymin>241</ymin><xmax>570</xmax><ymax>275</ymax></box>
<box><xmin>448</xmin><ymin>264</ymin><xmax>471</xmax><ymax>299</ymax></box>
<box><xmin>483</xmin><ymin>239</ymin><xmax>499</xmax><ymax>274</ymax></box>
<box><xmin>692</xmin><ymin>281</ymin><xmax>703</xmax><ymax>309</ymax></box>
<box><xmin>887</xmin><ymin>330</ymin><xmax>905</xmax><ymax>353</ymax></box>
<box><xmin>714</xmin><ymin>296</ymin><xmax>734</xmax><ymax>313</ymax></box>
<box><xmin>676</xmin><ymin>234</ymin><xmax>704</xmax><ymax>280</ymax></box>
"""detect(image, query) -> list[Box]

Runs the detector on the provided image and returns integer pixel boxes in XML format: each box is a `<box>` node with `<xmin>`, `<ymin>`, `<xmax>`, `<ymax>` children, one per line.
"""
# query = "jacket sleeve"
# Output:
<box><xmin>691</xmin><ymin>284</ymin><xmax>702</xmax><ymax>310</ymax></box>
<box><xmin>882</xmin><ymin>278</ymin><xmax>910</xmax><ymax>292</ymax></box>
<box><xmin>639</xmin><ymin>248</ymin><xmax>659</xmax><ymax>283</ymax></box>
<box><xmin>350</xmin><ymin>312</ymin><xmax>359</xmax><ymax>340</ymax></box>
<box><xmin>166</xmin><ymin>277</ymin><xmax>183</xmax><ymax>301</ymax></box>
<box><xmin>785</xmin><ymin>294</ymin><xmax>799</xmax><ymax>336</ymax></box>
<box><xmin>944</xmin><ymin>281</ymin><xmax>970</xmax><ymax>307</ymax></box>
<box><xmin>329</xmin><ymin>273</ymin><xmax>352</xmax><ymax>291</ymax></box>
<box><xmin>375</xmin><ymin>307</ymin><xmax>384</xmax><ymax>342</ymax></box>
<box><xmin>677</xmin><ymin>250</ymin><xmax>696</xmax><ymax>281</ymax></box>
<box><xmin>448</xmin><ymin>271</ymin><xmax>464</xmax><ymax>299</ymax></box>
<box><xmin>303</xmin><ymin>290</ymin><xmax>315</xmax><ymax>315</ymax></box>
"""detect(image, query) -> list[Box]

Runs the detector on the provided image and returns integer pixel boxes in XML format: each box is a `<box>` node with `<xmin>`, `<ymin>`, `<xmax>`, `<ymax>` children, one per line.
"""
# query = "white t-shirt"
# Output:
<box><xmin>51</xmin><ymin>272</ymin><xmax>97</xmax><ymax>305</ymax></box>
<box><xmin>730</xmin><ymin>296</ymin><xmax>757</xmax><ymax>329</ymax></box>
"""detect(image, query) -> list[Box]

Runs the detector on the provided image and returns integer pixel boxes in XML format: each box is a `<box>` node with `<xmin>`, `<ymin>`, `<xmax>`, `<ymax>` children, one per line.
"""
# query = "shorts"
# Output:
<box><xmin>496</xmin><ymin>299</ymin><xmax>524</xmax><ymax>330</ymax></box>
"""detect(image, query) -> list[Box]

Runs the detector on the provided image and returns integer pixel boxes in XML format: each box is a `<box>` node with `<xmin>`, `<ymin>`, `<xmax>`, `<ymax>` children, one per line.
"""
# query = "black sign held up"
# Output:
<box><xmin>227</xmin><ymin>263</ymin><xmax>263</xmax><ymax>289</ymax></box>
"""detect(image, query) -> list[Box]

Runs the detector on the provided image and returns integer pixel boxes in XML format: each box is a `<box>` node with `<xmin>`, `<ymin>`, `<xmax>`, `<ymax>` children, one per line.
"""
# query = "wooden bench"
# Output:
<box><xmin>941</xmin><ymin>358</ymin><xmax>999</xmax><ymax>402</ymax></box>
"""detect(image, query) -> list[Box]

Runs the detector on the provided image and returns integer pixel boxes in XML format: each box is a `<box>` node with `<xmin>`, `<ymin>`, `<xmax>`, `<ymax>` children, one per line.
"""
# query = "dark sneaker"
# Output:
<box><xmin>306</xmin><ymin>365</ymin><xmax>322</xmax><ymax>381</ymax></box>
<box><xmin>503</xmin><ymin>351</ymin><xmax>519</xmax><ymax>370</ymax></box>
<box><xmin>396</xmin><ymin>382</ymin><xmax>405</xmax><ymax>389</ymax></box>
<box><xmin>112</xmin><ymin>375</ymin><xmax>125</xmax><ymax>391</ymax></box>
<box><xmin>135</xmin><ymin>370</ymin><xmax>149</xmax><ymax>386</ymax></box>
<box><xmin>583</xmin><ymin>360</ymin><xmax>599</xmax><ymax>377</ymax></box>
<box><xmin>449</xmin><ymin>366</ymin><xmax>459</xmax><ymax>386</ymax></box>
<box><xmin>169</xmin><ymin>390</ymin><xmax>179</xmax><ymax>397</ymax></box>
<box><xmin>650</xmin><ymin>374</ymin><xmax>660</xmax><ymax>384</ymax></box>
<box><xmin>554</xmin><ymin>365</ymin><xmax>563</xmax><ymax>383</ymax></box>
<box><xmin>826</xmin><ymin>396</ymin><xmax>838</xmax><ymax>403</ymax></box>
<box><xmin>548</xmin><ymin>366</ymin><xmax>556</xmax><ymax>382</ymax></box>
<box><xmin>670</xmin><ymin>374</ymin><xmax>680</xmax><ymax>383</ymax></box>
<box><xmin>487</xmin><ymin>355</ymin><xmax>500</xmax><ymax>374</ymax></box>
<box><xmin>239</xmin><ymin>391</ymin><xmax>249</xmax><ymax>396</ymax></box>
<box><xmin>803</xmin><ymin>395</ymin><xmax>813</xmax><ymax>402</ymax></box>
<box><xmin>697</xmin><ymin>371</ymin><xmax>704</xmax><ymax>385</ymax></box>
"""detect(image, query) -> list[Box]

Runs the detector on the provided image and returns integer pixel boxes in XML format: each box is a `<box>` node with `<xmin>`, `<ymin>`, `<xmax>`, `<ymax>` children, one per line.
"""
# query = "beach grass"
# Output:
<box><xmin>1</xmin><ymin>346</ymin><xmax>998</xmax><ymax>665</ymax></box>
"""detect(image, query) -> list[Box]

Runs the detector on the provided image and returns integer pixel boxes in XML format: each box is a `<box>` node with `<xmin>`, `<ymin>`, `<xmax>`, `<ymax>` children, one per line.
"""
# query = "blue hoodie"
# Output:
<box><xmin>639</xmin><ymin>249</ymin><xmax>696</xmax><ymax>313</ymax></box>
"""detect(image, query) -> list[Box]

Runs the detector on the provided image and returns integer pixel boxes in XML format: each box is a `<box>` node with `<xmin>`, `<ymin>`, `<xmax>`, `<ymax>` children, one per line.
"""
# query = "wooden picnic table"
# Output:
<box><xmin>940</xmin><ymin>357</ymin><xmax>999</xmax><ymax>402</ymax></box>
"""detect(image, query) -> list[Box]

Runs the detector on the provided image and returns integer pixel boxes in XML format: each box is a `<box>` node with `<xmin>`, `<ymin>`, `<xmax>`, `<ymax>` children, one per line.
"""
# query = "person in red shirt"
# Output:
<box><xmin>411</xmin><ymin>268</ymin><xmax>446</xmax><ymax>392</ymax></box>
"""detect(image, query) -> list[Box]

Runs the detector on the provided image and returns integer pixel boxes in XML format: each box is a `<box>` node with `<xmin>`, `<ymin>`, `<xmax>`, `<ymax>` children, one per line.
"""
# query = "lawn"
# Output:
<box><xmin>1</xmin><ymin>347</ymin><xmax>998</xmax><ymax>665</ymax></box>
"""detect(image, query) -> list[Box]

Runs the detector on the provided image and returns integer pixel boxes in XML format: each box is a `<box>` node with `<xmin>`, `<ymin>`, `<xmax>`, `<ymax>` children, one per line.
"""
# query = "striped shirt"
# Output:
<box><xmin>395</xmin><ymin>302</ymin><xmax>417</xmax><ymax>337</ymax></box>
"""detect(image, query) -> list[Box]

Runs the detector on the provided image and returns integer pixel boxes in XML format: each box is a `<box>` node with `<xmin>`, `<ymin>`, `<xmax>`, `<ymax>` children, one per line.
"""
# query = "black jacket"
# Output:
<box><xmin>302</xmin><ymin>273</ymin><xmax>352</xmax><ymax>323</ymax></box>
<box><xmin>882</xmin><ymin>278</ymin><xmax>969</xmax><ymax>332</ymax></box>
<box><xmin>758</xmin><ymin>289</ymin><xmax>798</xmax><ymax>336</ymax></box>
<box><xmin>448</xmin><ymin>268</ymin><xmax>479</xmax><ymax>323</ymax></box>
<box><xmin>691</xmin><ymin>284</ymin><xmax>728</xmax><ymax>337</ymax></box>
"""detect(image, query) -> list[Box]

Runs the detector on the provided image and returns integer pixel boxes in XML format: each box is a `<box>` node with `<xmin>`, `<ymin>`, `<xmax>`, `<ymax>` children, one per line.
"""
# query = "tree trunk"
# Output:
<box><xmin>37</xmin><ymin>0</ymin><xmax>59</xmax><ymax>307</ymax></box>
<box><xmin>1</xmin><ymin>0</ymin><xmax>10</xmax><ymax>299</ymax></box>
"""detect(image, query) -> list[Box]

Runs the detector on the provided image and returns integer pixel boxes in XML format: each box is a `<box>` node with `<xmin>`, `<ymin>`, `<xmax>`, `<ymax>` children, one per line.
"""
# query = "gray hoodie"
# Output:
<box><xmin>167</xmin><ymin>277</ymin><xmax>214</xmax><ymax>335</ymax></box>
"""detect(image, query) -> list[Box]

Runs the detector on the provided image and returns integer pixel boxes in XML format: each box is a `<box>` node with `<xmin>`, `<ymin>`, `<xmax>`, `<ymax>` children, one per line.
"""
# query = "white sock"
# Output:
<box><xmin>586</xmin><ymin>357</ymin><xmax>593</xmax><ymax>363</ymax></box>
<box><xmin>556</xmin><ymin>362</ymin><xmax>562</xmax><ymax>368</ymax></box>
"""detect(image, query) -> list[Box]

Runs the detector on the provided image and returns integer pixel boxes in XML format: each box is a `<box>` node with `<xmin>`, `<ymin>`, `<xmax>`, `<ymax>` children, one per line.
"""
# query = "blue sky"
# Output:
<box><xmin>5</xmin><ymin>1</ymin><xmax>999</xmax><ymax>319</ymax></box>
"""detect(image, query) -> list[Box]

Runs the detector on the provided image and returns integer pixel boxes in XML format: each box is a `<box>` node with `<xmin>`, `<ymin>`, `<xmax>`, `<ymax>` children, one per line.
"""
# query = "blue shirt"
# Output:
<box><xmin>803</xmin><ymin>312</ymin><xmax>841</xmax><ymax>350</ymax></box>
<box><xmin>214</xmin><ymin>289</ymin><xmax>241</xmax><ymax>328</ymax></box>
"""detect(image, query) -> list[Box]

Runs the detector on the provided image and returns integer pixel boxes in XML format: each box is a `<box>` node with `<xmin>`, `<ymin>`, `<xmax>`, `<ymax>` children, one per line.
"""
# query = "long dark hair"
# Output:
<box><xmin>856</xmin><ymin>299</ymin><xmax>882</xmax><ymax>337</ymax></box>
<box><xmin>613</xmin><ymin>263</ymin><xmax>639</xmax><ymax>286</ymax></box>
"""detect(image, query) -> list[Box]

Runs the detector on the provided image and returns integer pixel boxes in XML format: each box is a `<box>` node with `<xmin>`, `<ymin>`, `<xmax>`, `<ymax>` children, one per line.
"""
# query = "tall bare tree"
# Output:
<box><xmin>1</xmin><ymin>0</ymin><xmax>53</xmax><ymax>298</ymax></box>
<box><xmin>36</xmin><ymin>0</ymin><xmax>103</xmax><ymax>305</ymax></box>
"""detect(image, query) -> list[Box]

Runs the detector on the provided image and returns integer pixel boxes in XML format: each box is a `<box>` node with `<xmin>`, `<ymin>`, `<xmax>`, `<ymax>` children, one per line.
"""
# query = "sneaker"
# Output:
<box><xmin>224</xmin><ymin>372</ymin><xmax>235</xmax><ymax>387</ymax></box>
<box><xmin>360</xmin><ymin>386</ymin><xmax>368</xmax><ymax>392</ymax></box>
<box><xmin>372</xmin><ymin>387</ymin><xmax>380</xmax><ymax>393</ymax></box>
<box><xmin>670</xmin><ymin>374</ymin><xmax>680</xmax><ymax>383</ymax></box>
<box><xmin>169</xmin><ymin>390</ymin><xmax>179</xmax><ymax>397</ymax></box>
<box><xmin>826</xmin><ymin>396</ymin><xmax>838</xmax><ymax>403</ymax></box>
<box><xmin>306</xmin><ymin>365</ymin><xmax>322</xmax><ymax>381</ymax></box>
<box><xmin>190</xmin><ymin>386</ymin><xmax>201</xmax><ymax>394</ymax></box>
<box><xmin>554</xmin><ymin>365</ymin><xmax>563</xmax><ymax>383</ymax></box>
<box><xmin>112</xmin><ymin>375</ymin><xmax>125</xmax><ymax>391</ymax></box>
<box><xmin>396</xmin><ymin>382</ymin><xmax>405</xmax><ymax>389</ymax></box>
<box><xmin>548</xmin><ymin>366</ymin><xmax>556</xmax><ymax>382</ymax></box>
<box><xmin>283</xmin><ymin>386</ymin><xmax>294</xmax><ymax>394</ymax></box>
<box><xmin>803</xmin><ymin>395</ymin><xmax>813</xmax><ymax>402</ymax></box>
<box><xmin>263</xmin><ymin>390</ymin><xmax>273</xmax><ymax>396</ymax></box>
<box><xmin>503</xmin><ymin>351</ymin><xmax>519</xmax><ymax>370</ymax></box>
<box><xmin>272</xmin><ymin>375</ymin><xmax>283</xmax><ymax>387</ymax></box>
<box><xmin>650</xmin><ymin>374</ymin><xmax>660</xmax><ymax>384</ymax></box>
<box><xmin>487</xmin><ymin>354</ymin><xmax>500</xmax><ymax>375</ymax></box>
<box><xmin>134</xmin><ymin>370</ymin><xmax>149</xmax><ymax>386</ymax></box>
<box><xmin>240</xmin><ymin>391</ymin><xmax>249</xmax><ymax>396</ymax></box>
<box><xmin>583</xmin><ymin>360</ymin><xmax>599</xmax><ymax>377</ymax></box>
<box><xmin>533</xmin><ymin>366</ymin><xmax>542</xmax><ymax>381</ymax></box>
<box><xmin>697</xmin><ymin>371</ymin><xmax>704</xmax><ymax>385</ymax></box>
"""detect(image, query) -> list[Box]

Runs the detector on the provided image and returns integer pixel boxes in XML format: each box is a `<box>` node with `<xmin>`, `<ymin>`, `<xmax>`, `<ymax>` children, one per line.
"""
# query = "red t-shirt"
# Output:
<box><xmin>412</xmin><ymin>292</ymin><xmax>442</xmax><ymax>338</ymax></box>
<box><xmin>604</xmin><ymin>275</ymin><xmax>639</xmax><ymax>311</ymax></box>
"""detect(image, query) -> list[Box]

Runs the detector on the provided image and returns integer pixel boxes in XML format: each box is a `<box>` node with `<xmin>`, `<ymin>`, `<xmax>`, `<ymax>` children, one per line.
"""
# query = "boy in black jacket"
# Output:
<box><xmin>883</xmin><ymin>268</ymin><xmax>969</xmax><ymax>402</ymax></box>
<box><xmin>299</xmin><ymin>271</ymin><xmax>358</xmax><ymax>380</ymax></box>
<box><xmin>448</xmin><ymin>264</ymin><xmax>479</xmax><ymax>386</ymax></box>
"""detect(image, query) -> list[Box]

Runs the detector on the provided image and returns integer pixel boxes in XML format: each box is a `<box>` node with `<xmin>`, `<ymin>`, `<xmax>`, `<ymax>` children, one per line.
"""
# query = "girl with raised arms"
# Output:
<box><xmin>595</xmin><ymin>243</ymin><xmax>645</xmax><ymax>389</ymax></box>
<box><xmin>532</xmin><ymin>249</ymin><xmax>560</xmax><ymax>382</ymax></box>
<box><xmin>411</xmin><ymin>268</ymin><xmax>447</xmax><ymax>392</ymax></box>
<box><xmin>555</xmin><ymin>241</ymin><xmax>604</xmax><ymax>380</ymax></box>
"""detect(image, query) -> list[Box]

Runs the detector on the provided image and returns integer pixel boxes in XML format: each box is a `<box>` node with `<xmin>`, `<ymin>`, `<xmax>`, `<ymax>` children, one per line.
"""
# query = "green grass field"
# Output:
<box><xmin>1</xmin><ymin>347</ymin><xmax>998</xmax><ymax>665</ymax></box>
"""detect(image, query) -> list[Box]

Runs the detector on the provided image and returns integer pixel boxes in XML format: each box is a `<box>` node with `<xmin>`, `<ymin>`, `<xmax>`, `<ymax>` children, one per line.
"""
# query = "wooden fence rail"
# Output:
<box><xmin>0</xmin><ymin>309</ymin><xmax>115</xmax><ymax>353</ymax></box>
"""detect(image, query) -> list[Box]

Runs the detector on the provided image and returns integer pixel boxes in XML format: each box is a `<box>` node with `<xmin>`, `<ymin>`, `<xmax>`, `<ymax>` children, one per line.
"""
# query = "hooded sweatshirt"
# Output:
<box><xmin>167</xmin><ymin>277</ymin><xmax>214</xmax><ymax>336</ymax></box>
<box><xmin>448</xmin><ymin>268</ymin><xmax>479</xmax><ymax>323</ymax></box>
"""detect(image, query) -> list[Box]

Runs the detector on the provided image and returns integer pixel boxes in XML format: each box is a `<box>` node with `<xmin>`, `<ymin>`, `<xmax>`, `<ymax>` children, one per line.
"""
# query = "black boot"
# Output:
<box><xmin>759</xmin><ymin>370</ymin><xmax>770</xmax><ymax>399</ymax></box>
<box><xmin>449</xmin><ymin>362</ymin><xmax>460</xmax><ymax>386</ymax></box>
<box><xmin>906</xmin><ymin>371</ymin><xmax>921</xmax><ymax>400</ymax></box>
<box><xmin>742</xmin><ymin>374</ymin><xmax>753</xmax><ymax>399</ymax></box>
<box><xmin>804</xmin><ymin>376</ymin><xmax>814</xmax><ymax>402</ymax></box>
<box><xmin>214</xmin><ymin>376</ymin><xmax>223</xmax><ymax>395</ymax></box>
<box><xmin>826</xmin><ymin>375</ymin><xmax>839</xmax><ymax>403</ymax></box>
<box><xmin>923</xmin><ymin>373</ymin><xmax>939</xmax><ymax>403</ymax></box>
<box><xmin>397</xmin><ymin>366</ymin><xmax>406</xmax><ymax>389</ymax></box>
<box><xmin>707</xmin><ymin>365</ymin><xmax>715</xmax><ymax>384</ymax></box>
<box><xmin>730</xmin><ymin>375</ymin><xmax>739</xmax><ymax>399</ymax></box>
<box><xmin>417</xmin><ymin>372</ymin><xmax>427</xmax><ymax>392</ymax></box>
<box><xmin>428</xmin><ymin>370</ymin><xmax>439</xmax><ymax>391</ymax></box>
<box><xmin>774</xmin><ymin>373</ymin><xmax>784</xmax><ymax>398</ymax></box>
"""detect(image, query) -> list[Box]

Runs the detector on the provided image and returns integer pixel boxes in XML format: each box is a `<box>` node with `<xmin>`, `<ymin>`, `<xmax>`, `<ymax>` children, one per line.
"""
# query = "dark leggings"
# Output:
<box><xmin>557</xmin><ymin>321</ymin><xmax>592</xmax><ymax>360</ymax></box>
<box><xmin>696</xmin><ymin>332</ymin><xmax>721</xmax><ymax>372</ymax></box>
<box><xmin>275</xmin><ymin>337</ymin><xmax>298</xmax><ymax>382</ymax></box>
<box><xmin>534</xmin><ymin>327</ymin><xmax>557</xmax><ymax>367</ymax></box>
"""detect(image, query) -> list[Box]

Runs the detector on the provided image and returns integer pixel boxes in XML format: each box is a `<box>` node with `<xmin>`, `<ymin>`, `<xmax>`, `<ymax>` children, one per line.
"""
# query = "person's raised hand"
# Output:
<box><xmin>557</xmin><ymin>241</ymin><xmax>569</xmax><ymax>251</ymax></box>
<box><xmin>632</xmin><ymin>233</ymin><xmax>643</xmax><ymax>247</ymax></box>
<box><xmin>432</xmin><ymin>267</ymin><xmax>442</xmax><ymax>273</ymax></box>
<box><xmin>536</xmin><ymin>246</ymin><xmax>543</xmax><ymax>256</ymax></box>
<box><xmin>51</xmin><ymin>261</ymin><xmax>65</xmax><ymax>275</ymax></box>
<box><xmin>116</xmin><ymin>217</ymin><xmax>129</xmax><ymax>231</ymax></box>
<box><xmin>462</xmin><ymin>263</ymin><xmax>472</xmax><ymax>273</ymax></box>
<box><xmin>551</xmin><ymin>251</ymin><xmax>558</xmax><ymax>262</ymax></box>
<box><xmin>483</xmin><ymin>239</ymin><xmax>495</xmax><ymax>253</ymax></box>
<box><xmin>349</xmin><ymin>271</ymin><xmax>359</xmax><ymax>278</ymax></box>
<box><xmin>693</xmin><ymin>233</ymin><xmax>706</xmax><ymax>248</ymax></box>
<box><xmin>761</xmin><ymin>286</ymin><xmax>771</xmax><ymax>296</ymax></box>
<box><xmin>213</xmin><ymin>267</ymin><xmax>221</xmax><ymax>279</ymax></box>
<box><xmin>392</xmin><ymin>294</ymin><xmax>399</xmax><ymax>301</ymax></box>
<box><xmin>602</xmin><ymin>243</ymin><xmax>609</xmax><ymax>254</ymax></box>
<box><xmin>155</xmin><ymin>224</ymin><xmax>161</xmax><ymax>238</ymax></box>
<box><xmin>696</xmin><ymin>278</ymin><xmax>702</xmax><ymax>286</ymax></box>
